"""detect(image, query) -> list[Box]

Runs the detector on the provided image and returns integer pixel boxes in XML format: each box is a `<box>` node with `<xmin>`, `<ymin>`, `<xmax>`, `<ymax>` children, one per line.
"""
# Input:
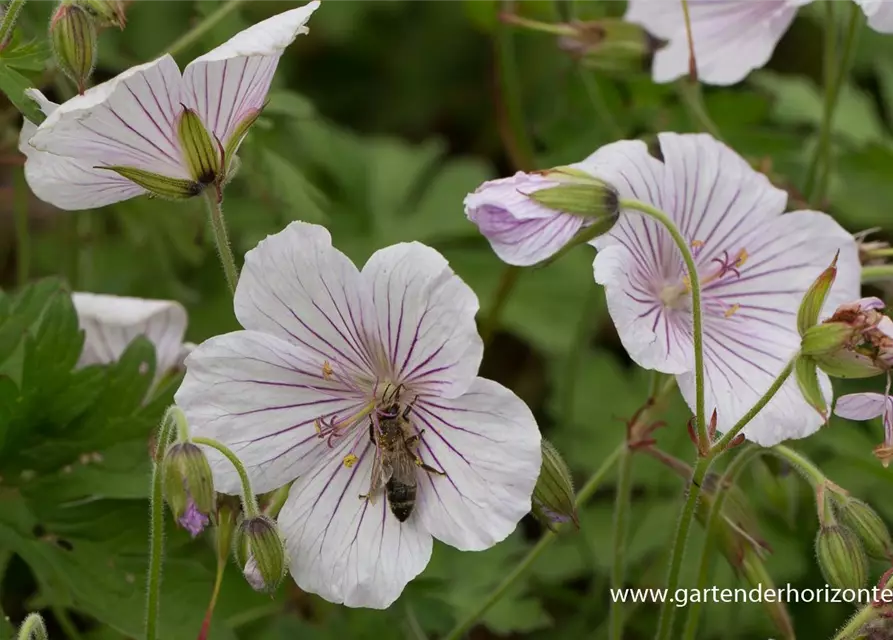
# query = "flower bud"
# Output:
<box><xmin>177</xmin><ymin>107</ymin><xmax>222</xmax><ymax>187</ymax></box>
<box><xmin>16</xmin><ymin>613</ymin><xmax>48</xmax><ymax>640</ymax></box>
<box><xmin>805</xmin><ymin>297</ymin><xmax>893</xmax><ymax>379</ymax></box>
<box><xmin>162</xmin><ymin>442</ymin><xmax>215</xmax><ymax>537</ymax></box>
<box><xmin>815</xmin><ymin>525</ymin><xmax>868</xmax><ymax>590</ymax></box>
<box><xmin>531</xmin><ymin>439</ymin><xmax>577</xmax><ymax>530</ymax></box>
<box><xmin>50</xmin><ymin>3</ymin><xmax>97</xmax><ymax>95</ymax></box>
<box><xmin>465</xmin><ymin>168</ymin><xmax>619</xmax><ymax>266</ymax></box>
<box><xmin>234</xmin><ymin>516</ymin><xmax>287</xmax><ymax>593</ymax></box>
<box><xmin>558</xmin><ymin>19</ymin><xmax>655</xmax><ymax>73</ymax></box>
<box><xmin>75</xmin><ymin>0</ymin><xmax>125</xmax><ymax>29</ymax></box>
<box><xmin>836</xmin><ymin>497</ymin><xmax>893</xmax><ymax>560</ymax></box>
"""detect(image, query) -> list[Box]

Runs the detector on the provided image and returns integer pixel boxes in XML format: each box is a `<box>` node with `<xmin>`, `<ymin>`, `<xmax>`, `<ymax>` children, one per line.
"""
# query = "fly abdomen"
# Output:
<box><xmin>386</xmin><ymin>479</ymin><xmax>417</xmax><ymax>522</ymax></box>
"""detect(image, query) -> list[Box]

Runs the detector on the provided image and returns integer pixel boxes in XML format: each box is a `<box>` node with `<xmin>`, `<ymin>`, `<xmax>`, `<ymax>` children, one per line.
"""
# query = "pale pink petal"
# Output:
<box><xmin>72</xmin><ymin>292</ymin><xmax>187</xmax><ymax>376</ymax></box>
<box><xmin>411</xmin><ymin>378</ymin><xmax>541</xmax><ymax>550</ymax></box>
<box><xmin>175</xmin><ymin>330</ymin><xmax>367</xmax><ymax>495</ymax></box>
<box><xmin>625</xmin><ymin>0</ymin><xmax>801</xmax><ymax>85</ymax></box>
<box><xmin>855</xmin><ymin>0</ymin><xmax>893</xmax><ymax>33</ymax></box>
<box><xmin>19</xmin><ymin>90</ymin><xmax>144</xmax><ymax>209</ymax></box>
<box><xmin>277</xmin><ymin>431</ymin><xmax>432</xmax><ymax>609</ymax></box>
<box><xmin>361</xmin><ymin>243</ymin><xmax>482</xmax><ymax>399</ymax></box>
<box><xmin>29</xmin><ymin>56</ymin><xmax>189</xmax><ymax>180</ymax></box>
<box><xmin>234</xmin><ymin>221</ymin><xmax>378</xmax><ymax>384</ymax></box>
<box><xmin>835</xmin><ymin>392</ymin><xmax>888</xmax><ymax>421</ymax></box>
<box><xmin>182</xmin><ymin>2</ymin><xmax>319</xmax><ymax>149</ymax></box>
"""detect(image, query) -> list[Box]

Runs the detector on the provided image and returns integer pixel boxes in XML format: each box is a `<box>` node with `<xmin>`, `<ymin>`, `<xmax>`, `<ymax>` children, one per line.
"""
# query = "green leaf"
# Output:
<box><xmin>0</xmin><ymin>38</ymin><xmax>51</xmax><ymax>71</ymax></box>
<box><xmin>0</xmin><ymin>60</ymin><xmax>45</xmax><ymax>124</ymax></box>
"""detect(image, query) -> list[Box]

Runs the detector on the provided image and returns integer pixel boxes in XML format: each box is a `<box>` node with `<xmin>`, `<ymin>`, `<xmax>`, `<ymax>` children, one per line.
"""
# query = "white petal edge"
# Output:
<box><xmin>855</xmin><ymin>0</ymin><xmax>893</xmax><ymax>33</ymax></box>
<box><xmin>626</xmin><ymin>0</ymin><xmax>800</xmax><ymax>85</ymax></box>
<box><xmin>29</xmin><ymin>55</ymin><xmax>189</xmax><ymax>180</ymax></box>
<box><xmin>361</xmin><ymin>242</ymin><xmax>483</xmax><ymax>399</ymax></box>
<box><xmin>182</xmin><ymin>2</ymin><xmax>320</xmax><ymax>145</ymax></box>
<box><xmin>411</xmin><ymin>377</ymin><xmax>541</xmax><ymax>550</ymax></box>
<box><xmin>72</xmin><ymin>292</ymin><xmax>187</xmax><ymax>376</ymax></box>
<box><xmin>834</xmin><ymin>392</ymin><xmax>888</xmax><ymax>421</ymax></box>
<box><xmin>234</xmin><ymin>221</ymin><xmax>378</xmax><ymax>384</ymax></box>
<box><xmin>175</xmin><ymin>330</ymin><xmax>367</xmax><ymax>495</ymax></box>
<box><xmin>278</xmin><ymin>431</ymin><xmax>433</xmax><ymax>608</ymax></box>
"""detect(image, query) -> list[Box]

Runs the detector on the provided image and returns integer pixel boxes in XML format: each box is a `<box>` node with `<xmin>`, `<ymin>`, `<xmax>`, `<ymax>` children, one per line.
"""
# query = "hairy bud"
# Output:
<box><xmin>836</xmin><ymin>497</ymin><xmax>893</xmax><ymax>560</ymax></box>
<box><xmin>162</xmin><ymin>442</ymin><xmax>215</xmax><ymax>537</ymax></box>
<box><xmin>75</xmin><ymin>0</ymin><xmax>125</xmax><ymax>29</ymax></box>
<box><xmin>234</xmin><ymin>516</ymin><xmax>287</xmax><ymax>593</ymax></box>
<box><xmin>531</xmin><ymin>439</ymin><xmax>577</xmax><ymax>530</ymax></box>
<box><xmin>815</xmin><ymin>525</ymin><xmax>868</xmax><ymax>590</ymax></box>
<box><xmin>50</xmin><ymin>3</ymin><xmax>97</xmax><ymax>95</ymax></box>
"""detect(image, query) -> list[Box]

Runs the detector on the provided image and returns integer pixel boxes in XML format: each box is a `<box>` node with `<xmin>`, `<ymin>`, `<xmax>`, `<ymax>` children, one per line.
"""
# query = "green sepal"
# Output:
<box><xmin>814</xmin><ymin>350</ymin><xmax>886</xmax><ymax>380</ymax></box>
<box><xmin>97</xmin><ymin>166</ymin><xmax>203</xmax><ymax>200</ymax></box>
<box><xmin>794</xmin><ymin>355</ymin><xmax>827</xmax><ymax>419</ymax></box>
<box><xmin>797</xmin><ymin>253</ymin><xmax>838</xmax><ymax>336</ymax></box>
<box><xmin>177</xmin><ymin>107</ymin><xmax>221</xmax><ymax>185</ymax></box>
<box><xmin>529</xmin><ymin>181</ymin><xmax>620</xmax><ymax>220</ymax></box>
<box><xmin>800</xmin><ymin>322</ymin><xmax>853</xmax><ymax>357</ymax></box>
<box><xmin>531</xmin><ymin>438</ymin><xmax>577</xmax><ymax>530</ymax></box>
<box><xmin>74</xmin><ymin>0</ymin><xmax>126</xmax><ymax>28</ymax></box>
<box><xmin>223</xmin><ymin>107</ymin><xmax>263</xmax><ymax>169</ymax></box>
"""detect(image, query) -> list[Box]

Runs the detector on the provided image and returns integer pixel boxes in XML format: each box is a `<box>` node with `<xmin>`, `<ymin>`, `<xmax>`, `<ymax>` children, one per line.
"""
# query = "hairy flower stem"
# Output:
<box><xmin>146</xmin><ymin>407</ymin><xmax>179</xmax><ymax>640</ymax></box>
<box><xmin>832</xmin><ymin>577</ymin><xmax>892</xmax><ymax>640</ymax></box>
<box><xmin>610</xmin><ymin>446</ymin><xmax>634</xmax><ymax>640</ymax></box>
<box><xmin>204</xmin><ymin>193</ymin><xmax>239</xmax><ymax>296</ymax></box>
<box><xmin>444</xmin><ymin>378</ymin><xmax>678</xmax><ymax>640</ymax></box>
<box><xmin>681</xmin><ymin>446</ymin><xmax>765</xmax><ymax>640</ymax></box>
<box><xmin>197</xmin><ymin>559</ymin><xmax>226</xmax><ymax>640</ymax></box>
<box><xmin>771</xmin><ymin>444</ymin><xmax>827</xmax><ymax>488</ymax></box>
<box><xmin>860</xmin><ymin>264</ymin><xmax>893</xmax><ymax>284</ymax></box>
<box><xmin>16</xmin><ymin>613</ymin><xmax>47</xmax><ymax>640</ymax></box>
<box><xmin>805</xmin><ymin>2</ymin><xmax>861</xmax><ymax>206</ymax></box>
<box><xmin>619</xmin><ymin>198</ymin><xmax>707</xmax><ymax>444</ymax></box>
<box><xmin>655</xmin><ymin>359</ymin><xmax>794</xmax><ymax>640</ymax></box>
<box><xmin>0</xmin><ymin>0</ymin><xmax>26</xmax><ymax>50</ymax></box>
<box><xmin>14</xmin><ymin>168</ymin><xmax>29</xmax><ymax>287</ymax></box>
<box><xmin>163</xmin><ymin>0</ymin><xmax>248</xmax><ymax>57</ymax></box>
<box><xmin>191</xmin><ymin>437</ymin><xmax>259</xmax><ymax>517</ymax></box>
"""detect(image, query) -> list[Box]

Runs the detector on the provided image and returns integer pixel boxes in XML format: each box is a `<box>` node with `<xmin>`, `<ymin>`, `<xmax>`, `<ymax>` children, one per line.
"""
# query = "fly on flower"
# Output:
<box><xmin>587</xmin><ymin>133</ymin><xmax>860</xmax><ymax>446</ymax></box>
<box><xmin>175</xmin><ymin>221</ymin><xmax>542</xmax><ymax>608</ymax></box>
<box><xmin>625</xmin><ymin>0</ymin><xmax>893</xmax><ymax>86</ymax></box>
<box><xmin>19</xmin><ymin>2</ymin><xmax>319</xmax><ymax>210</ymax></box>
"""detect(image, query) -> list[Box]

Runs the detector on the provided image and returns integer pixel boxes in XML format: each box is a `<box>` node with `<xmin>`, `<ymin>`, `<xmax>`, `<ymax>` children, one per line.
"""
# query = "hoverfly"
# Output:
<box><xmin>360</xmin><ymin>385</ymin><xmax>445</xmax><ymax>522</ymax></box>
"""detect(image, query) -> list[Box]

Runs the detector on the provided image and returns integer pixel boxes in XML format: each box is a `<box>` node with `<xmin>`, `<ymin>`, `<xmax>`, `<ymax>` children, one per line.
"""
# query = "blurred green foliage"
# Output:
<box><xmin>2</xmin><ymin>1</ymin><xmax>893</xmax><ymax>639</ymax></box>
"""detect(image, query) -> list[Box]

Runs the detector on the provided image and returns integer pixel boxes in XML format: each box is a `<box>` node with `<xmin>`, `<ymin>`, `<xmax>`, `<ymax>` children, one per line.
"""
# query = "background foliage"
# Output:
<box><xmin>1</xmin><ymin>1</ymin><xmax>893</xmax><ymax>638</ymax></box>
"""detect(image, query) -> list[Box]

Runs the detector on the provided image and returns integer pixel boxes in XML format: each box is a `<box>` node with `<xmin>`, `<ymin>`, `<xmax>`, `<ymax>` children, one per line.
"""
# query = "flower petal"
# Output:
<box><xmin>677</xmin><ymin>210</ymin><xmax>860</xmax><ymax>446</ymax></box>
<box><xmin>278</xmin><ymin>432</ymin><xmax>432</xmax><ymax>608</ymax></box>
<box><xmin>73</xmin><ymin>292</ymin><xmax>187</xmax><ymax>375</ymax></box>
<box><xmin>855</xmin><ymin>0</ymin><xmax>893</xmax><ymax>33</ymax></box>
<box><xmin>361</xmin><ymin>242</ymin><xmax>483</xmax><ymax>398</ymax></box>
<box><xmin>29</xmin><ymin>56</ymin><xmax>188</xmax><ymax>180</ymax></box>
<box><xmin>835</xmin><ymin>392</ymin><xmax>888</xmax><ymax>421</ymax></box>
<box><xmin>411</xmin><ymin>377</ymin><xmax>541</xmax><ymax>550</ymax></box>
<box><xmin>625</xmin><ymin>0</ymin><xmax>800</xmax><ymax>85</ymax></box>
<box><xmin>182</xmin><ymin>2</ymin><xmax>319</xmax><ymax>148</ymax></box>
<box><xmin>234</xmin><ymin>221</ymin><xmax>378</xmax><ymax>384</ymax></box>
<box><xmin>175</xmin><ymin>330</ymin><xmax>367</xmax><ymax>494</ymax></box>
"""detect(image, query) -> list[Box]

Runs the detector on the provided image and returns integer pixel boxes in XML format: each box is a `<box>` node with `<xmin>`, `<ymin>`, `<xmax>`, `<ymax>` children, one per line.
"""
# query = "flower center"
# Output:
<box><xmin>659</xmin><ymin>243</ymin><xmax>748</xmax><ymax>317</ymax></box>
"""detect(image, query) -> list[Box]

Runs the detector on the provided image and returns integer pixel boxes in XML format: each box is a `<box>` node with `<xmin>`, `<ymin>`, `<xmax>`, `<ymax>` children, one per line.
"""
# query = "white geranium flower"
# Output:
<box><xmin>588</xmin><ymin>132</ymin><xmax>860</xmax><ymax>446</ymax></box>
<box><xmin>20</xmin><ymin>2</ymin><xmax>319</xmax><ymax>210</ymax></box>
<box><xmin>73</xmin><ymin>292</ymin><xmax>189</xmax><ymax>378</ymax></box>
<box><xmin>175</xmin><ymin>221</ymin><xmax>542</xmax><ymax>609</ymax></box>
<box><xmin>626</xmin><ymin>0</ymin><xmax>893</xmax><ymax>86</ymax></box>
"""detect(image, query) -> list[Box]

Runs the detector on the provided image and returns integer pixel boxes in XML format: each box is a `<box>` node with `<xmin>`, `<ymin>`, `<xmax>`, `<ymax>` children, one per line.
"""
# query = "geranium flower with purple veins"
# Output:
<box><xmin>20</xmin><ymin>2</ymin><xmax>318</xmax><ymax>210</ymax></box>
<box><xmin>73</xmin><ymin>292</ymin><xmax>190</xmax><ymax>381</ymax></box>
<box><xmin>835</xmin><ymin>380</ymin><xmax>893</xmax><ymax>466</ymax></box>
<box><xmin>589</xmin><ymin>132</ymin><xmax>860</xmax><ymax>446</ymax></box>
<box><xmin>175</xmin><ymin>221</ymin><xmax>542</xmax><ymax>608</ymax></box>
<box><xmin>626</xmin><ymin>0</ymin><xmax>893</xmax><ymax>86</ymax></box>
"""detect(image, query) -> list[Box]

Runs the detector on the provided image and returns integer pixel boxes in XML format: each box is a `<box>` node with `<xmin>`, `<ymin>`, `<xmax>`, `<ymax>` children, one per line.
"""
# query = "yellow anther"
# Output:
<box><xmin>691</xmin><ymin>239</ymin><xmax>704</xmax><ymax>250</ymax></box>
<box><xmin>735</xmin><ymin>249</ymin><xmax>748</xmax><ymax>268</ymax></box>
<box><xmin>322</xmin><ymin>360</ymin><xmax>334</xmax><ymax>380</ymax></box>
<box><xmin>724</xmin><ymin>303</ymin><xmax>740</xmax><ymax>318</ymax></box>
<box><xmin>343</xmin><ymin>453</ymin><xmax>358</xmax><ymax>468</ymax></box>
<box><xmin>314</xmin><ymin>419</ymin><xmax>322</xmax><ymax>434</ymax></box>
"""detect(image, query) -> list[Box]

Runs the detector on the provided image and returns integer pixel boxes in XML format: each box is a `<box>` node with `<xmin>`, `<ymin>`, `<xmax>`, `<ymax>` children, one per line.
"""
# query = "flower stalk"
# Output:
<box><xmin>191</xmin><ymin>436</ymin><xmax>259</xmax><ymax>517</ymax></box>
<box><xmin>610</xmin><ymin>445</ymin><xmax>634</xmax><ymax>640</ymax></box>
<box><xmin>204</xmin><ymin>192</ymin><xmax>239</xmax><ymax>296</ymax></box>
<box><xmin>0</xmin><ymin>0</ymin><xmax>26</xmax><ymax>51</ymax></box>
<box><xmin>14</xmin><ymin>168</ymin><xmax>29</xmax><ymax>287</ymax></box>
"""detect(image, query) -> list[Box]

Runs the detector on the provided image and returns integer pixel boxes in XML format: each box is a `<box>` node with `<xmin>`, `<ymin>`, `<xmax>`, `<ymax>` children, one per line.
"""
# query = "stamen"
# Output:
<box><xmin>322</xmin><ymin>360</ymin><xmax>334</xmax><ymax>380</ymax></box>
<box><xmin>343</xmin><ymin>453</ymin><xmax>358</xmax><ymax>468</ymax></box>
<box><xmin>724</xmin><ymin>303</ymin><xmax>740</xmax><ymax>319</ymax></box>
<box><xmin>735</xmin><ymin>248</ymin><xmax>748</xmax><ymax>268</ymax></box>
<box><xmin>313</xmin><ymin>401</ymin><xmax>377</xmax><ymax>448</ymax></box>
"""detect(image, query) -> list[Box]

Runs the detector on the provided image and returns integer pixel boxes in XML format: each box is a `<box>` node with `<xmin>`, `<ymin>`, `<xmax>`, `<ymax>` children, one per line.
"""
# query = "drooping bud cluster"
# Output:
<box><xmin>531</xmin><ymin>439</ymin><xmax>578</xmax><ymax>530</ymax></box>
<box><xmin>234</xmin><ymin>516</ymin><xmax>288</xmax><ymax>593</ymax></box>
<box><xmin>162</xmin><ymin>441</ymin><xmax>215</xmax><ymax>537</ymax></box>
<box><xmin>50</xmin><ymin>2</ymin><xmax>97</xmax><ymax>95</ymax></box>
